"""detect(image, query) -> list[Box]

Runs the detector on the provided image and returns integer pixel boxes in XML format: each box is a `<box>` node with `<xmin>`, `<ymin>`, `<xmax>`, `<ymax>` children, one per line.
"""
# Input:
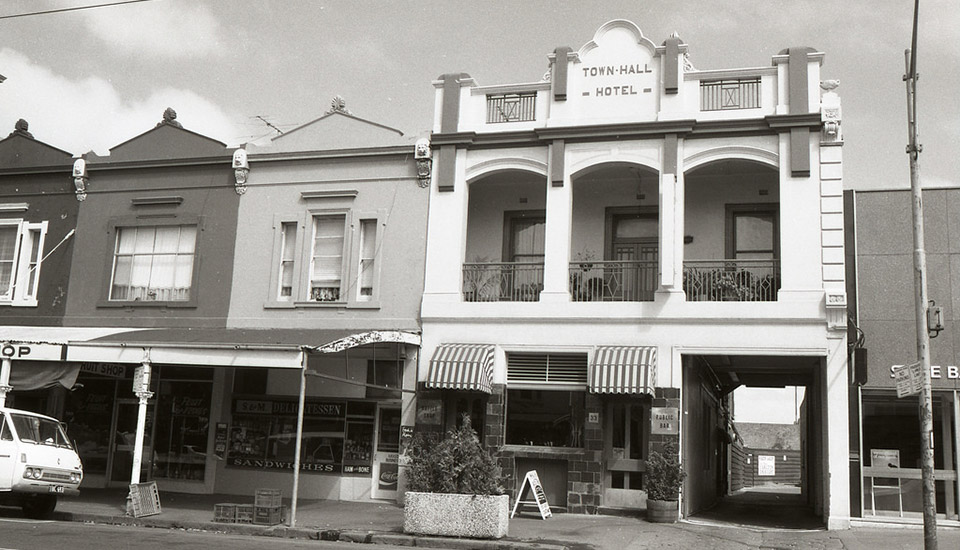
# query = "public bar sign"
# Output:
<box><xmin>650</xmin><ymin>407</ymin><xmax>679</xmax><ymax>435</ymax></box>
<box><xmin>893</xmin><ymin>362</ymin><xmax>923</xmax><ymax>398</ymax></box>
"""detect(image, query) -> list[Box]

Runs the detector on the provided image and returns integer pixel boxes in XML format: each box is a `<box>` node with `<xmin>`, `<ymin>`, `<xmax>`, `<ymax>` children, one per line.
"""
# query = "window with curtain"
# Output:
<box><xmin>0</xmin><ymin>219</ymin><xmax>48</xmax><ymax>306</ymax></box>
<box><xmin>109</xmin><ymin>224</ymin><xmax>197</xmax><ymax>301</ymax></box>
<box><xmin>277</xmin><ymin>222</ymin><xmax>297</xmax><ymax>300</ymax></box>
<box><xmin>309</xmin><ymin>215</ymin><xmax>346</xmax><ymax>302</ymax></box>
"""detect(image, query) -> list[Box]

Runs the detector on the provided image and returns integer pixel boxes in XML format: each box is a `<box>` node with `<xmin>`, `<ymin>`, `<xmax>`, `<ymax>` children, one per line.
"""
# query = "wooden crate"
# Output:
<box><xmin>213</xmin><ymin>503</ymin><xmax>237</xmax><ymax>523</ymax></box>
<box><xmin>253</xmin><ymin>504</ymin><xmax>282</xmax><ymax>525</ymax></box>
<box><xmin>235</xmin><ymin>504</ymin><xmax>254</xmax><ymax>524</ymax></box>
<box><xmin>254</xmin><ymin>488</ymin><xmax>282</xmax><ymax>508</ymax></box>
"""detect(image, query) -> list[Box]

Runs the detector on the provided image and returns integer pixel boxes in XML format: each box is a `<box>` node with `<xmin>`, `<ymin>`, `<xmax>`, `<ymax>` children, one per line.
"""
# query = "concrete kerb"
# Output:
<box><xmin>52</xmin><ymin>510</ymin><xmax>570</xmax><ymax>550</ymax></box>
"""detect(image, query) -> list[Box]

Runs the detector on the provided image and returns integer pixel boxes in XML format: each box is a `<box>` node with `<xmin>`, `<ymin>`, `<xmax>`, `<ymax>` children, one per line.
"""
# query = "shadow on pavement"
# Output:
<box><xmin>688</xmin><ymin>484</ymin><xmax>823</xmax><ymax>530</ymax></box>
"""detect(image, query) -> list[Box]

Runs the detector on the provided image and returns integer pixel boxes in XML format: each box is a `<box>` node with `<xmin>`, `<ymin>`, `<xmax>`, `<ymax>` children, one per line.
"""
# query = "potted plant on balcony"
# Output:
<box><xmin>644</xmin><ymin>441</ymin><xmax>686</xmax><ymax>523</ymax></box>
<box><xmin>403</xmin><ymin>417</ymin><xmax>509</xmax><ymax>539</ymax></box>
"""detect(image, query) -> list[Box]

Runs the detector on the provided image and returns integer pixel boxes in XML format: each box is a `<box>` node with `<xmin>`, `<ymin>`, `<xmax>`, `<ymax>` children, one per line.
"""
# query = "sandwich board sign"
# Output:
<box><xmin>511</xmin><ymin>470</ymin><xmax>552</xmax><ymax>519</ymax></box>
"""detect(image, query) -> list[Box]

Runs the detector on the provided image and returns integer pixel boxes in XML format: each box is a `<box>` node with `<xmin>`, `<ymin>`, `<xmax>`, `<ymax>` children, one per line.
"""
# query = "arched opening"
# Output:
<box><xmin>463</xmin><ymin>169</ymin><xmax>547</xmax><ymax>302</ymax></box>
<box><xmin>571</xmin><ymin>163</ymin><xmax>660</xmax><ymax>302</ymax></box>
<box><xmin>683</xmin><ymin>159</ymin><xmax>780</xmax><ymax>302</ymax></box>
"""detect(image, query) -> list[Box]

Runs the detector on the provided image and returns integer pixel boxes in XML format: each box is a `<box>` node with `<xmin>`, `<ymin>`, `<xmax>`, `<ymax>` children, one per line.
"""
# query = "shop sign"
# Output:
<box><xmin>234</xmin><ymin>398</ymin><xmax>345</xmax><ymax>418</ymax></box>
<box><xmin>416</xmin><ymin>400</ymin><xmax>442</xmax><ymax>425</ymax></box>
<box><xmin>650</xmin><ymin>407</ymin><xmax>679</xmax><ymax>435</ymax></box>
<box><xmin>343</xmin><ymin>465</ymin><xmax>371</xmax><ymax>474</ymax></box>
<box><xmin>227</xmin><ymin>457</ymin><xmax>340</xmax><ymax>473</ymax></box>
<box><xmin>892</xmin><ymin>362</ymin><xmax>923</xmax><ymax>398</ymax></box>
<box><xmin>890</xmin><ymin>363</ymin><xmax>960</xmax><ymax>380</ymax></box>
<box><xmin>511</xmin><ymin>470</ymin><xmax>552</xmax><ymax>519</ymax></box>
<box><xmin>378</xmin><ymin>456</ymin><xmax>399</xmax><ymax>490</ymax></box>
<box><xmin>758</xmin><ymin>455</ymin><xmax>776</xmax><ymax>476</ymax></box>
<box><xmin>80</xmin><ymin>362</ymin><xmax>127</xmax><ymax>379</ymax></box>
<box><xmin>398</xmin><ymin>426</ymin><xmax>414</xmax><ymax>466</ymax></box>
<box><xmin>1</xmin><ymin>342</ymin><xmax>63</xmax><ymax>361</ymax></box>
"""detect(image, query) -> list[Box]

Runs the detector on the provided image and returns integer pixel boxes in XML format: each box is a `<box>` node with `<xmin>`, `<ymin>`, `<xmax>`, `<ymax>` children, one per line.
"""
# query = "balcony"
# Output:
<box><xmin>682</xmin><ymin>260</ymin><xmax>780</xmax><ymax>302</ymax></box>
<box><xmin>463</xmin><ymin>261</ymin><xmax>544</xmax><ymax>302</ymax></box>
<box><xmin>569</xmin><ymin>260</ymin><xmax>657</xmax><ymax>302</ymax></box>
<box><xmin>700</xmin><ymin>77</ymin><xmax>762</xmax><ymax>111</ymax></box>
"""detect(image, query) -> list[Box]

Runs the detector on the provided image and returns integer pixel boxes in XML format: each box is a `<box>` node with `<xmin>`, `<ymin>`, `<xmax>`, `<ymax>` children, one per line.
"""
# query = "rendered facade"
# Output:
<box><xmin>416</xmin><ymin>20</ymin><xmax>849</xmax><ymax>527</ymax></box>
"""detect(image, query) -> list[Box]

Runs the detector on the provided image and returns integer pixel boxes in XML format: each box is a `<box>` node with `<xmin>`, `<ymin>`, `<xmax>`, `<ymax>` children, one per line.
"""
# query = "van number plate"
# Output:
<box><xmin>49</xmin><ymin>486</ymin><xmax>64</xmax><ymax>494</ymax></box>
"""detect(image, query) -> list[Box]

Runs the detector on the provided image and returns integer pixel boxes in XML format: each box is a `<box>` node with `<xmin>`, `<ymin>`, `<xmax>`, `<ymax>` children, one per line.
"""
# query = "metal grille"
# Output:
<box><xmin>569</xmin><ymin>260</ymin><xmax>658</xmax><ymax>302</ymax></box>
<box><xmin>507</xmin><ymin>352</ymin><xmax>588</xmax><ymax>385</ymax></box>
<box><xmin>463</xmin><ymin>262</ymin><xmax>543</xmax><ymax>302</ymax></box>
<box><xmin>700</xmin><ymin>77</ymin><xmax>761</xmax><ymax>111</ymax></box>
<box><xmin>39</xmin><ymin>470</ymin><xmax>73</xmax><ymax>482</ymax></box>
<box><xmin>486</xmin><ymin>93</ymin><xmax>537</xmax><ymax>123</ymax></box>
<box><xmin>682</xmin><ymin>259</ymin><xmax>780</xmax><ymax>301</ymax></box>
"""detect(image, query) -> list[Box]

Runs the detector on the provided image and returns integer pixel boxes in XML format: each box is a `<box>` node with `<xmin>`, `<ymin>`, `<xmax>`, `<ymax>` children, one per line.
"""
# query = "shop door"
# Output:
<box><xmin>371</xmin><ymin>405</ymin><xmax>401</xmax><ymax>500</ymax></box>
<box><xmin>603</xmin><ymin>400</ymin><xmax>647</xmax><ymax>508</ymax></box>
<box><xmin>108</xmin><ymin>400</ymin><xmax>155</xmax><ymax>486</ymax></box>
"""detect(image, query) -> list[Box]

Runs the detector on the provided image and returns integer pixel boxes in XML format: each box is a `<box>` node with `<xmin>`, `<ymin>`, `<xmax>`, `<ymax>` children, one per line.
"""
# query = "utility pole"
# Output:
<box><xmin>904</xmin><ymin>0</ymin><xmax>937</xmax><ymax>547</ymax></box>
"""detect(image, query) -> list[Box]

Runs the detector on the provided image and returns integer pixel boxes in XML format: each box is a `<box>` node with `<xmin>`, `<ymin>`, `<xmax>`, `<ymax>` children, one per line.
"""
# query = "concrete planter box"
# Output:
<box><xmin>403</xmin><ymin>492</ymin><xmax>509</xmax><ymax>539</ymax></box>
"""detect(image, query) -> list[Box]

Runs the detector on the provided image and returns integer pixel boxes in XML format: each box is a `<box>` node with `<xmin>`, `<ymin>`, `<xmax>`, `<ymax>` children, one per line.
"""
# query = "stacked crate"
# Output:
<box><xmin>253</xmin><ymin>488</ymin><xmax>283</xmax><ymax>525</ymax></box>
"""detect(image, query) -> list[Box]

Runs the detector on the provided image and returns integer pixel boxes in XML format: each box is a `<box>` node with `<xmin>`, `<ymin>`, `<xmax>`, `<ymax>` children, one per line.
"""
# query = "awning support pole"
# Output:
<box><xmin>128</xmin><ymin>353</ymin><xmax>153</xmax><ymax>514</ymax></box>
<box><xmin>289</xmin><ymin>350</ymin><xmax>308</xmax><ymax>528</ymax></box>
<box><xmin>0</xmin><ymin>358</ymin><xmax>12</xmax><ymax>408</ymax></box>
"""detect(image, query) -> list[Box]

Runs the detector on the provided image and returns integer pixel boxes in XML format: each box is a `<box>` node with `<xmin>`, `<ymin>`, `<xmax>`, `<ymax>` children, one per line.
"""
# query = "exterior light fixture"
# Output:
<box><xmin>414</xmin><ymin>138</ymin><xmax>432</xmax><ymax>188</ymax></box>
<box><xmin>72</xmin><ymin>158</ymin><xmax>88</xmax><ymax>201</ymax></box>
<box><xmin>232</xmin><ymin>147</ymin><xmax>249</xmax><ymax>195</ymax></box>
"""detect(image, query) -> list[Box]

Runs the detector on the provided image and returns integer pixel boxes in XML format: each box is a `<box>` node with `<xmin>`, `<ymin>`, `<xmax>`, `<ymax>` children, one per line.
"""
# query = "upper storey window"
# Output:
<box><xmin>0</xmin><ymin>219</ymin><xmax>47</xmax><ymax>307</ymax></box>
<box><xmin>109</xmin><ymin>225</ymin><xmax>197</xmax><ymax>302</ymax></box>
<box><xmin>700</xmin><ymin>77</ymin><xmax>761</xmax><ymax>111</ymax></box>
<box><xmin>486</xmin><ymin>92</ymin><xmax>536</xmax><ymax>123</ymax></box>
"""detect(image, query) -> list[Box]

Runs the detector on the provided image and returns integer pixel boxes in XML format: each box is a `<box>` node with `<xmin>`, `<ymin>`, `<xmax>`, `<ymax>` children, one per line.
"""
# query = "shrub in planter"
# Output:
<box><xmin>404</xmin><ymin>417</ymin><xmax>509</xmax><ymax>539</ymax></box>
<box><xmin>644</xmin><ymin>441</ymin><xmax>686</xmax><ymax>523</ymax></box>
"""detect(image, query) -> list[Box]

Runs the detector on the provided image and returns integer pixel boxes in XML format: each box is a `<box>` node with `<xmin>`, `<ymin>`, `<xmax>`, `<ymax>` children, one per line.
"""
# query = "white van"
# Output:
<box><xmin>0</xmin><ymin>407</ymin><xmax>83</xmax><ymax>518</ymax></box>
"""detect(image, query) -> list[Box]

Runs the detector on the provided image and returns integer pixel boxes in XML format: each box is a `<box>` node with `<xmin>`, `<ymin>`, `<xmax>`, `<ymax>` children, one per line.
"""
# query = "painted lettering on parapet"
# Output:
<box><xmin>580</xmin><ymin>64</ymin><xmax>654</xmax><ymax>98</ymax></box>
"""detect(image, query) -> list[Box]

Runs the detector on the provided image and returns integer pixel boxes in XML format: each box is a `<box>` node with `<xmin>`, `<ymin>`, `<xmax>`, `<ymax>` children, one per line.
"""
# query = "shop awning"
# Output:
<box><xmin>589</xmin><ymin>346</ymin><xmax>657</xmax><ymax>395</ymax></box>
<box><xmin>426</xmin><ymin>343</ymin><xmax>495</xmax><ymax>393</ymax></box>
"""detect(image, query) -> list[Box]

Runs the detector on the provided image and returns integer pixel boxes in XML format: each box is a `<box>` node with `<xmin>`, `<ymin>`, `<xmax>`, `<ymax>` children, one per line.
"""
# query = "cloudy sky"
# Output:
<box><xmin>1</xmin><ymin>0</ymin><xmax>957</xmax><ymax>190</ymax></box>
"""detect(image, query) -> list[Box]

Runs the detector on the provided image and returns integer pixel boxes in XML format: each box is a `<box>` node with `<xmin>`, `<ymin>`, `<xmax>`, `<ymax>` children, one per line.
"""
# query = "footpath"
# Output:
<box><xmin>44</xmin><ymin>488</ymin><xmax>960</xmax><ymax>550</ymax></box>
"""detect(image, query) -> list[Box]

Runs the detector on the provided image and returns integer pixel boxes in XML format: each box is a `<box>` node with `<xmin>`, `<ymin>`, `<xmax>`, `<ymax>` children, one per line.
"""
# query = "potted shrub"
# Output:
<box><xmin>403</xmin><ymin>417</ymin><xmax>509</xmax><ymax>539</ymax></box>
<box><xmin>644</xmin><ymin>441</ymin><xmax>686</xmax><ymax>523</ymax></box>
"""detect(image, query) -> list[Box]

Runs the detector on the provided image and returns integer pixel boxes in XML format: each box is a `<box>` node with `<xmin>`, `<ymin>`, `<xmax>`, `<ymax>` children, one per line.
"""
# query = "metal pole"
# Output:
<box><xmin>289</xmin><ymin>350</ymin><xmax>308</xmax><ymax>527</ymax></box>
<box><xmin>0</xmin><ymin>357</ymin><xmax>12</xmax><ymax>408</ymax></box>
<box><xmin>904</xmin><ymin>0</ymin><xmax>938</xmax><ymax>541</ymax></box>
<box><xmin>129</xmin><ymin>358</ymin><xmax>153</xmax><ymax>514</ymax></box>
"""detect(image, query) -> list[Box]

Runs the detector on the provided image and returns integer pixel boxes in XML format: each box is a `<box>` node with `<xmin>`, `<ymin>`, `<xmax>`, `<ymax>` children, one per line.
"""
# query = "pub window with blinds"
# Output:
<box><xmin>506</xmin><ymin>352</ymin><xmax>587</xmax><ymax>448</ymax></box>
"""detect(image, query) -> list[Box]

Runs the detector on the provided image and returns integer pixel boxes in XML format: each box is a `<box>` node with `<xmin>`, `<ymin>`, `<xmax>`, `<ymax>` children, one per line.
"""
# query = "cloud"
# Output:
<box><xmin>0</xmin><ymin>48</ymin><xmax>240</xmax><ymax>155</ymax></box>
<box><xmin>79</xmin><ymin>0</ymin><xmax>226</xmax><ymax>58</ymax></box>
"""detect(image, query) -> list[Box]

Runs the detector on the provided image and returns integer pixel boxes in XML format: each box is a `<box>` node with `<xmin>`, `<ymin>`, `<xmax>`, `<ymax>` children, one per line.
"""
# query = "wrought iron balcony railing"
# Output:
<box><xmin>569</xmin><ymin>260</ymin><xmax>658</xmax><ymax>302</ymax></box>
<box><xmin>463</xmin><ymin>262</ymin><xmax>544</xmax><ymax>302</ymax></box>
<box><xmin>682</xmin><ymin>259</ymin><xmax>780</xmax><ymax>302</ymax></box>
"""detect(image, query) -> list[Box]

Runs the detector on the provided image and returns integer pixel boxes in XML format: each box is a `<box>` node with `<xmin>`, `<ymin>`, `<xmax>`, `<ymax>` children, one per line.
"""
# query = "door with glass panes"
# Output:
<box><xmin>371</xmin><ymin>405</ymin><xmax>400</xmax><ymax>500</ymax></box>
<box><xmin>603</xmin><ymin>399</ymin><xmax>648</xmax><ymax>508</ymax></box>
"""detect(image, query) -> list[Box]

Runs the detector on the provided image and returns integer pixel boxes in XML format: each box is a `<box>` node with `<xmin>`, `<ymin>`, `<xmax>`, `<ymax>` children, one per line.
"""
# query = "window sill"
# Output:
<box><xmin>501</xmin><ymin>445</ymin><xmax>586</xmax><ymax>455</ymax></box>
<box><xmin>97</xmin><ymin>300</ymin><xmax>198</xmax><ymax>309</ymax></box>
<box><xmin>0</xmin><ymin>301</ymin><xmax>38</xmax><ymax>308</ymax></box>
<box><xmin>263</xmin><ymin>301</ymin><xmax>381</xmax><ymax>310</ymax></box>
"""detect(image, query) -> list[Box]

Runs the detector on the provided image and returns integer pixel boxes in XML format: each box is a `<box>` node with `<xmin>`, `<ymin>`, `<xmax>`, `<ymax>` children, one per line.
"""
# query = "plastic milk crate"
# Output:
<box><xmin>236</xmin><ymin>504</ymin><xmax>255</xmax><ymax>523</ymax></box>
<box><xmin>213</xmin><ymin>503</ymin><xmax>238</xmax><ymax>523</ymax></box>
<box><xmin>253</xmin><ymin>505</ymin><xmax>283</xmax><ymax>525</ymax></box>
<box><xmin>255</xmin><ymin>488</ymin><xmax>282</xmax><ymax>508</ymax></box>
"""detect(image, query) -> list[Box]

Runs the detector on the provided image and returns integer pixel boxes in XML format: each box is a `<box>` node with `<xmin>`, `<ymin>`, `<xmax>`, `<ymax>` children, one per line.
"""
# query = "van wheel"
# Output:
<box><xmin>22</xmin><ymin>495</ymin><xmax>57</xmax><ymax>519</ymax></box>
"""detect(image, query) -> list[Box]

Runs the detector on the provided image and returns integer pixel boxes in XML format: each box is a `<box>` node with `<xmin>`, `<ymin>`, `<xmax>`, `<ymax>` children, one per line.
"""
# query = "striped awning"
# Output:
<box><xmin>426</xmin><ymin>344</ymin><xmax>495</xmax><ymax>393</ymax></box>
<box><xmin>589</xmin><ymin>346</ymin><xmax>657</xmax><ymax>395</ymax></box>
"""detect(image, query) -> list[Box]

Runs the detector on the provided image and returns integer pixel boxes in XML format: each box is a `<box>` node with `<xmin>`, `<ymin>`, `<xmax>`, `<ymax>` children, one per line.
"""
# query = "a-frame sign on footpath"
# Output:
<box><xmin>510</xmin><ymin>470</ymin><xmax>552</xmax><ymax>519</ymax></box>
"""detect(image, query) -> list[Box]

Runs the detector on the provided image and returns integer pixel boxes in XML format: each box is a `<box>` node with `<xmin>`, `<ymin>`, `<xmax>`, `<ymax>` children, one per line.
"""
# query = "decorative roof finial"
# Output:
<box><xmin>10</xmin><ymin>118</ymin><xmax>33</xmax><ymax>138</ymax></box>
<box><xmin>328</xmin><ymin>95</ymin><xmax>351</xmax><ymax>115</ymax></box>
<box><xmin>157</xmin><ymin>107</ymin><xmax>183</xmax><ymax>128</ymax></box>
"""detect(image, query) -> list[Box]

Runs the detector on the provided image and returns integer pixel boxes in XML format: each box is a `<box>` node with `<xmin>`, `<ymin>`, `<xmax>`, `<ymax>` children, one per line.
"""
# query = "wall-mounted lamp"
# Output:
<box><xmin>232</xmin><ymin>147</ymin><xmax>249</xmax><ymax>195</ymax></box>
<box><xmin>72</xmin><ymin>158</ymin><xmax>88</xmax><ymax>201</ymax></box>
<box><xmin>414</xmin><ymin>138</ymin><xmax>432</xmax><ymax>188</ymax></box>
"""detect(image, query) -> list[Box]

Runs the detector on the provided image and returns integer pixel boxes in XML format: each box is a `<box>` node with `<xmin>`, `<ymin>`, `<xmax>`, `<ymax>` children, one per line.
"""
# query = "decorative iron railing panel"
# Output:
<box><xmin>568</xmin><ymin>260</ymin><xmax>658</xmax><ymax>302</ymax></box>
<box><xmin>486</xmin><ymin>93</ymin><xmax>537</xmax><ymax>123</ymax></box>
<box><xmin>463</xmin><ymin>262</ymin><xmax>543</xmax><ymax>302</ymax></box>
<box><xmin>700</xmin><ymin>77</ymin><xmax>762</xmax><ymax>111</ymax></box>
<box><xmin>683</xmin><ymin>259</ymin><xmax>780</xmax><ymax>302</ymax></box>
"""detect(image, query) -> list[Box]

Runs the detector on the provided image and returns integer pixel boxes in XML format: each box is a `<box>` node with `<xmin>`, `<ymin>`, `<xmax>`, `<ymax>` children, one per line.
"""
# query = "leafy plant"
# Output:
<box><xmin>407</xmin><ymin>416</ymin><xmax>504</xmax><ymax>496</ymax></box>
<box><xmin>645</xmin><ymin>441</ymin><xmax>686</xmax><ymax>501</ymax></box>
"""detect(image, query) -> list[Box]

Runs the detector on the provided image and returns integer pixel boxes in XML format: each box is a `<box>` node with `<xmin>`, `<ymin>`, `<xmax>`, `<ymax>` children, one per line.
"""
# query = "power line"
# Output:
<box><xmin>0</xmin><ymin>0</ymin><xmax>155</xmax><ymax>20</ymax></box>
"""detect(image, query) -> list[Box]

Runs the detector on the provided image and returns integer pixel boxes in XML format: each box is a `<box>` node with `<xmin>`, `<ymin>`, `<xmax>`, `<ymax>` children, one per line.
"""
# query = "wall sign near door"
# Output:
<box><xmin>650</xmin><ymin>407</ymin><xmax>679</xmax><ymax>435</ymax></box>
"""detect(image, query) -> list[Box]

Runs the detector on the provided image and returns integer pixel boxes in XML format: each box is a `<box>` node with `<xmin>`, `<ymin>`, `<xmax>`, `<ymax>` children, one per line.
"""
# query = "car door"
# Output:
<box><xmin>0</xmin><ymin>413</ymin><xmax>16</xmax><ymax>490</ymax></box>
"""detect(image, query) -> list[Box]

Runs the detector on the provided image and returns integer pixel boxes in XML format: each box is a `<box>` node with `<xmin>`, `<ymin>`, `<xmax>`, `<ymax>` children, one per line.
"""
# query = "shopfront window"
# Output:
<box><xmin>65</xmin><ymin>376</ymin><xmax>118</xmax><ymax>476</ymax></box>
<box><xmin>153</xmin><ymin>368</ymin><xmax>213</xmax><ymax>481</ymax></box>
<box><xmin>506</xmin><ymin>390</ymin><xmax>585</xmax><ymax>447</ymax></box>
<box><xmin>861</xmin><ymin>393</ymin><xmax>956</xmax><ymax>518</ymax></box>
